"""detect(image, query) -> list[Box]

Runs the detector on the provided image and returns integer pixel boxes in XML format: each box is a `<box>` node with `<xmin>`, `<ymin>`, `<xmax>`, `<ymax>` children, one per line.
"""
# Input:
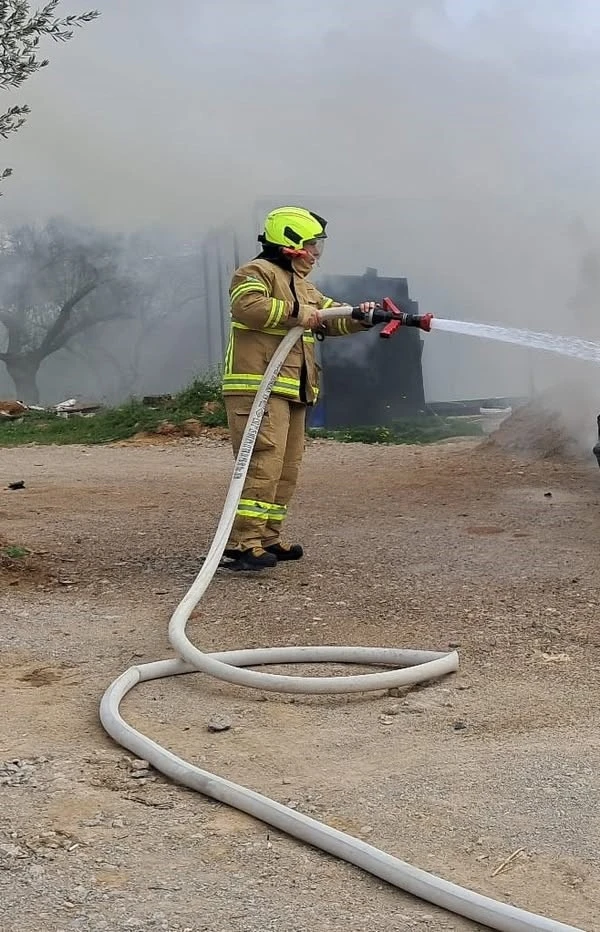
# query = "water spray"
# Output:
<box><xmin>432</xmin><ymin>317</ymin><xmax>600</xmax><ymax>365</ymax></box>
<box><xmin>354</xmin><ymin>299</ymin><xmax>600</xmax><ymax>368</ymax></box>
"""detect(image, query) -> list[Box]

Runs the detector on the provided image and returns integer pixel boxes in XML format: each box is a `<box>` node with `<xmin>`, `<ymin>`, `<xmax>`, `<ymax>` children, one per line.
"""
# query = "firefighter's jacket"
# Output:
<box><xmin>222</xmin><ymin>257</ymin><xmax>366</xmax><ymax>405</ymax></box>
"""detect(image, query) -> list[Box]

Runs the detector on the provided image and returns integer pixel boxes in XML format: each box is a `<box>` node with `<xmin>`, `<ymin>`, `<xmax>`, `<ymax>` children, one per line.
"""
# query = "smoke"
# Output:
<box><xmin>1</xmin><ymin>0</ymin><xmax>600</xmax><ymax>444</ymax></box>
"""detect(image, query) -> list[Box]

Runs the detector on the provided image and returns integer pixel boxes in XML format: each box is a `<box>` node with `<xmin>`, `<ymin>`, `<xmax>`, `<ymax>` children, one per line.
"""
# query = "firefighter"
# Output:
<box><xmin>222</xmin><ymin>206</ymin><xmax>375</xmax><ymax>571</ymax></box>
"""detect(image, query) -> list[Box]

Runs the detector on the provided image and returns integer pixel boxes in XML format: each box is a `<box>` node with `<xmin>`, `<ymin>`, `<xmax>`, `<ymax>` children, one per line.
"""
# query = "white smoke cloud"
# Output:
<box><xmin>1</xmin><ymin>0</ymin><xmax>600</xmax><ymax>439</ymax></box>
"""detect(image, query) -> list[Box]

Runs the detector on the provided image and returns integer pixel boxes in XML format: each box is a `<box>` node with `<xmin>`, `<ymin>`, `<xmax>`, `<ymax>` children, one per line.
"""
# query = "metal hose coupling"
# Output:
<box><xmin>385</xmin><ymin>311</ymin><xmax>434</xmax><ymax>334</ymax></box>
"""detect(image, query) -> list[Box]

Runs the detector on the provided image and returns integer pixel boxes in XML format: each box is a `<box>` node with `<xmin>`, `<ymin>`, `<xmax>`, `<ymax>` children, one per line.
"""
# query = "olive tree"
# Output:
<box><xmin>0</xmin><ymin>219</ymin><xmax>136</xmax><ymax>402</ymax></box>
<box><xmin>1</xmin><ymin>1</ymin><xmax>99</xmax><ymax>188</ymax></box>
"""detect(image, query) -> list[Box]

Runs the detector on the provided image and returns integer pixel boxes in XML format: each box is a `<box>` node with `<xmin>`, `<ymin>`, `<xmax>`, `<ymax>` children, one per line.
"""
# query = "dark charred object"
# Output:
<box><xmin>594</xmin><ymin>415</ymin><xmax>600</xmax><ymax>469</ymax></box>
<box><xmin>8</xmin><ymin>480</ymin><xmax>25</xmax><ymax>490</ymax></box>
<box><xmin>316</xmin><ymin>268</ymin><xmax>427</xmax><ymax>427</ymax></box>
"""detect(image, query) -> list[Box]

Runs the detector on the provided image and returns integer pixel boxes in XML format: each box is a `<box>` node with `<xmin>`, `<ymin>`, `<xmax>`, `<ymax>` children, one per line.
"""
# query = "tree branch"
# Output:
<box><xmin>37</xmin><ymin>280</ymin><xmax>97</xmax><ymax>357</ymax></box>
<box><xmin>0</xmin><ymin>2</ymin><xmax>100</xmax><ymax>189</ymax></box>
<box><xmin>43</xmin><ymin>304</ymin><xmax>134</xmax><ymax>356</ymax></box>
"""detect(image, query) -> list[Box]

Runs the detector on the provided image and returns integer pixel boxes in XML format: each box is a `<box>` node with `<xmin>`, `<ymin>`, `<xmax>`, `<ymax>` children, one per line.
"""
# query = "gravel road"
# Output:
<box><xmin>1</xmin><ymin>434</ymin><xmax>599</xmax><ymax>932</ymax></box>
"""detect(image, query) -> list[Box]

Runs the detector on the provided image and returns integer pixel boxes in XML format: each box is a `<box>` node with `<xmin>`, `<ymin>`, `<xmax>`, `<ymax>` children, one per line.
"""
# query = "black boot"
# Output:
<box><xmin>265</xmin><ymin>542</ymin><xmax>304</xmax><ymax>561</ymax></box>
<box><xmin>223</xmin><ymin>547</ymin><xmax>277</xmax><ymax>572</ymax></box>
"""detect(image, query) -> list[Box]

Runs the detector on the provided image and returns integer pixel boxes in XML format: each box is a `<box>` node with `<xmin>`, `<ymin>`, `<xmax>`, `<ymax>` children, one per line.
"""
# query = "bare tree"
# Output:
<box><xmin>1</xmin><ymin>1</ymin><xmax>99</xmax><ymax>189</ymax></box>
<box><xmin>0</xmin><ymin>218</ymin><xmax>136</xmax><ymax>402</ymax></box>
<box><xmin>61</xmin><ymin>234</ymin><xmax>208</xmax><ymax>400</ymax></box>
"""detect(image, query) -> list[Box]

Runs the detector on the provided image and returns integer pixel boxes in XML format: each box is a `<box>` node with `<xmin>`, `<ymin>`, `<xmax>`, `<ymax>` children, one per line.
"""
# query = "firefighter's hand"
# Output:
<box><xmin>359</xmin><ymin>301</ymin><xmax>377</xmax><ymax>326</ymax></box>
<box><xmin>297</xmin><ymin>305</ymin><xmax>322</xmax><ymax>329</ymax></box>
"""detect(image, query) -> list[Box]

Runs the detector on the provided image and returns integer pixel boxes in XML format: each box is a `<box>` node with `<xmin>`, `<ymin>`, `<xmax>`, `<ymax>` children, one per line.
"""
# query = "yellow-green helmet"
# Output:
<box><xmin>260</xmin><ymin>206</ymin><xmax>328</xmax><ymax>250</ymax></box>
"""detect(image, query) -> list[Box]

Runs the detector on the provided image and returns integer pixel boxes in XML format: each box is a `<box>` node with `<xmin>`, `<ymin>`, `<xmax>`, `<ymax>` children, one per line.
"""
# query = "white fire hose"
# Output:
<box><xmin>100</xmin><ymin>307</ymin><xmax>586</xmax><ymax>932</ymax></box>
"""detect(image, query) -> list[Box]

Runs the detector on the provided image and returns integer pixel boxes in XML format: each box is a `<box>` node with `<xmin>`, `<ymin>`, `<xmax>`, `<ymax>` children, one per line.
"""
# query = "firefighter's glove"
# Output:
<box><xmin>359</xmin><ymin>300</ymin><xmax>377</xmax><ymax>327</ymax></box>
<box><xmin>296</xmin><ymin>305</ymin><xmax>323</xmax><ymax>329</ymax></box>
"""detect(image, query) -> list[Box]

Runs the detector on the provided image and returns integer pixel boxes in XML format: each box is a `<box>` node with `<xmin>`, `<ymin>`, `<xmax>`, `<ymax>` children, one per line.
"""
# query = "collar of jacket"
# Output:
<box><xmin>255</xmin><ymin>247</ymin><xmax>312</xmax><ymax>279</ymax></box>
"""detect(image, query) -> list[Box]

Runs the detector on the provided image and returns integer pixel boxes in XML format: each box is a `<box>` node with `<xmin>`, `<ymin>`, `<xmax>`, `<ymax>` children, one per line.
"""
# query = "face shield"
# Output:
<box><xmin>303</xmin><ymin>237</ymin><xmax>326</xmax><ymax>260</ymax></box>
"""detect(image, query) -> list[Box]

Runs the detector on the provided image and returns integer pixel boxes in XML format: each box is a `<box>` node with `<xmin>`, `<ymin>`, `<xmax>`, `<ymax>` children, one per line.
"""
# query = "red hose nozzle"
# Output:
<box><xmin>379</xmin><ymin>298</ymin><xmax>434</xmax><ymax>338</ymax></box>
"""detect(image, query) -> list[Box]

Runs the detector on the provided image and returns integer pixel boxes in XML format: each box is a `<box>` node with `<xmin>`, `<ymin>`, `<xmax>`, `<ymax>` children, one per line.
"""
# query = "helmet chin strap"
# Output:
<box><xmin>281</xmin><ymin>246</ymin><xmax>310</xmax><ymax>258</ymax></box>
<box><xmin>281</xmin><ymin>247</ymin><xmax>317</xmax><ymax>268</ymax></box>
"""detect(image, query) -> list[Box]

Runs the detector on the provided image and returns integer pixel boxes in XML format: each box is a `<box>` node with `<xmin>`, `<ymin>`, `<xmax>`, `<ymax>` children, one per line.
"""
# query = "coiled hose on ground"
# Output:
<box><xmin>100</xmin><ymin>308</ymin><xmax>586</xmax><ymax>932</ymax></box>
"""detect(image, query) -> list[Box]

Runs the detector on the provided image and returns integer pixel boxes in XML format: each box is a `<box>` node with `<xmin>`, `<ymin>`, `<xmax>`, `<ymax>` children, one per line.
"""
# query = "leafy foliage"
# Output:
<box><xmin>308</xmin><ymin>417</ymin><xmax>483</xmax><ymax>445</ymax></box>
<box><xmin>0</xmin><ymin>1</ymin><xmax>99</xmax><ymax>184</ymax></box>
<box><xmin>173</xmin><ymin>373</ymin><xmax>223</xmax><ymax>411</ymax></box>
<box><xmin>2</xmin><ymin>543</ymin><xmax>29</xmax><ymax>558</ymax></box>
<box><xmin>0</xmin><ymin>379</ymin><xmax>484</xmax><ymax>448</ymax></box>
<box><xmin>0</xmin><ymin>387</ymin><xmax>226</xmax><ymax>446</ymax></box>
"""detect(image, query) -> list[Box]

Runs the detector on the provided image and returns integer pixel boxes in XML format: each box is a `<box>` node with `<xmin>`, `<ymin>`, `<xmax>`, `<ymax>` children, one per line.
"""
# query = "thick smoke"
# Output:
<box><xmin>1</xmin><ymin>0</ymin><xmax>600</xmax><ymax>444</ymax></box>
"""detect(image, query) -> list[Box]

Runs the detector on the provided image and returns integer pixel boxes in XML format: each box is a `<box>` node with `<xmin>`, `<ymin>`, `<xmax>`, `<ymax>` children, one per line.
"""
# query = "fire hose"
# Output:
<box><xmin>100</xmin><ymin>302</ymin><xmax>585</xmax><ymax>932</ymax></box>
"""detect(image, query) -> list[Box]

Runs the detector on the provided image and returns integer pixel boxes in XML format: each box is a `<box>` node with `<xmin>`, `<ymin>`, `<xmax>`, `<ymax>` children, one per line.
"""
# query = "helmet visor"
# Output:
<box><xmin>304</xmin><ymin>237</ymin><xmax>326</xmax><ymax>259</ymax></box>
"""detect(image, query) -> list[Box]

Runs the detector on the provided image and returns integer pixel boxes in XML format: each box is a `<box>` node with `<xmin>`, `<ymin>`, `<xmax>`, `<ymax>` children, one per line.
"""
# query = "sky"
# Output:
<box><xmin>2</xmin><ymin>0</ymin><xmax>600</xmax><ymax>415</ymax></box>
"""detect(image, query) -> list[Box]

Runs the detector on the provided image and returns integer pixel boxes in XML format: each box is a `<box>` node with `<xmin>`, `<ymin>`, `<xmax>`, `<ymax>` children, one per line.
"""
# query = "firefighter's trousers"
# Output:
<box><xmin>224</xmin><ymin>394</ymin><xmax>306</xmax><ymax>552</ymax></box>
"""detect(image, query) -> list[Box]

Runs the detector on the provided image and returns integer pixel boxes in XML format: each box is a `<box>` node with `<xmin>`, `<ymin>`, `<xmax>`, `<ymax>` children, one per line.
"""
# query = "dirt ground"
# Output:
<box><xmin>1</xmin><ymin>432</ymin><xmax>600</xmax><ymax>932</ymax></box>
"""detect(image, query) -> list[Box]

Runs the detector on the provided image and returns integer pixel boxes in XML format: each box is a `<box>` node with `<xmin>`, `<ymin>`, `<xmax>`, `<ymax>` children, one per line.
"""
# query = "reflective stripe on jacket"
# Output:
<box><xmin>222</xmin><ymin>258</ymin><xmax>365</xmax><ymax>404</ymax></box>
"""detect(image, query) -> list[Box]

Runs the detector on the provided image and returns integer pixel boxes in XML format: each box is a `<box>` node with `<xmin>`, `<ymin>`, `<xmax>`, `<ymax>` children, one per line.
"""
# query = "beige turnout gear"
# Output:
<box><xmin>223</xmin><ymin>258</ymin><xmax>365</xmax><ymax>405</ymax></box>
<box><xmin>222</xmin><ymin>256</ymin><xmax>367</xmax><ymax>553</ymax></box>
<box><xmin>224</xmin><ymin>394</ymin><xmax>306</xmax><ymax>551</ymax></box>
